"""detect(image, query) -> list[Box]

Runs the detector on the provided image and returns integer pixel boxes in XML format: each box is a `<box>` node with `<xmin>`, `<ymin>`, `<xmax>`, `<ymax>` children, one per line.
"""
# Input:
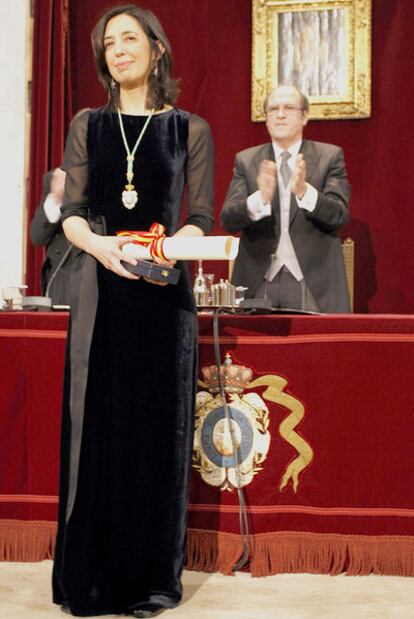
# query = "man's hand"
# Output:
<box><xmin>291</xmin><ymin>154</ymin><xmax>307</xmax><ymax>199</ymax></box>
<box><xmin>257</xmin><ymin>159</ymin><xmax>277</xmax><ymax>204</ymax></box>
<box><xmin>50</xmin><ymin>168</ymin><xmax>66</xmax><ymax>204</ymax></box>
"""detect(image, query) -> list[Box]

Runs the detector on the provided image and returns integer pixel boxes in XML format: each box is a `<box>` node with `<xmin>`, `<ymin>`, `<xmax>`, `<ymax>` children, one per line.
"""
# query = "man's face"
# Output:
<box><xmin>265</xmin><ymin>86</ymin><xmax>308</xmax><ymax>148</ymax></box>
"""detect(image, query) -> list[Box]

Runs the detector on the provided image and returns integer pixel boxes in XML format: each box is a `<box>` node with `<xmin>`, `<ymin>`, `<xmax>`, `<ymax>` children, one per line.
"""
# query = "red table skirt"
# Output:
<box><xmin>1</xmin><ymin>312</ymin><xmax>414</xmax><ymax>575</ymax></box>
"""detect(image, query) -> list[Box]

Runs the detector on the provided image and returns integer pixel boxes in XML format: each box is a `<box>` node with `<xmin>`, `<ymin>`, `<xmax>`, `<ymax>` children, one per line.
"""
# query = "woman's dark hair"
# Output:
<box><xmin>91</xmin><ymin>4</ymin><xmax>179</xmax><ymax>111</ymax></box>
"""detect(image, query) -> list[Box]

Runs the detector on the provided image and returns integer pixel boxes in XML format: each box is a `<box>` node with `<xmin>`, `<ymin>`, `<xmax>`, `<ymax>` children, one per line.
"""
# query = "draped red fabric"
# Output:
<box><xmin>1</xmin><ymin>312</ymin><xmax>414</xmax><ymax>572</ymax></box>
<box><xmin>27</xmin><ymin>0</ymin><xmax>414</xmax><ymax>313</ymax></box>
<box><xmin>26</xmin><ymin>0</ymin><xmax>72</xmax><ymax>297</ymax></box>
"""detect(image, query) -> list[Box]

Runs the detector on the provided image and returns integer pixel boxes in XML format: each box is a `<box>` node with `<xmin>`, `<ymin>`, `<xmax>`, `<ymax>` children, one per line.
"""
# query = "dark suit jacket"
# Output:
<box><xmin>29</xmin><ymin>172</ymin><xmax>76</xmax><ymax>305</ymax></box>
<box><xmin>220</xmin><ymin>139</ymin><xmax>351</xmax><ymax>313</ymax></box>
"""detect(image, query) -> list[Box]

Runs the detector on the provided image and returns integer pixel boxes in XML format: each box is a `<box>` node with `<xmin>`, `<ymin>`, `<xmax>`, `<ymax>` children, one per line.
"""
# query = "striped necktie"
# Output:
<box><xmin>280</xmin><ymin>151</ymin><xmax>292</xmax><ymax>188</ymax></box>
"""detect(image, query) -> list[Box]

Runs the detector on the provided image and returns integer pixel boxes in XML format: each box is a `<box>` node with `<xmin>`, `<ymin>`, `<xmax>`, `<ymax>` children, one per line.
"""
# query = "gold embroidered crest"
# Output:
<box><xmin>194</xmin><ymin>389</ymin><xmax>271</xmax><ymax>491</ymax></box>
<box><xmin>193</xmin><ymin>355</ymin><xmax>313</xmax><ymax>493</ymax></box>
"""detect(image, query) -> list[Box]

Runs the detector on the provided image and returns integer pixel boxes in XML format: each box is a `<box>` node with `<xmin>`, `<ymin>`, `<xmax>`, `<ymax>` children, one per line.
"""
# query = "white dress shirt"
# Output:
<box><xmin>246</xmin><ymin>140</ymin><xmax>318</xmax><ymax>281</ymax></box>
<box><xmin>43</xmin><ymin>193</ymin><xmax>62</xmax><ymax>223</ymax></box>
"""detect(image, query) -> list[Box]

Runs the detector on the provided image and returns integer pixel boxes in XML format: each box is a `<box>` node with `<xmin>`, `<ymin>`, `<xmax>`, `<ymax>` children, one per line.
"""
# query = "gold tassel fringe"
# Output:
<box><xmin>186</xmin><ymin>529</ymin><xmax>414</xmax><ymax>577</ymax></box>
<box><xmin>1</xmin><ymin>521</ymin><xmax>413</xmax><ymax>576</ymax></box>
<box><xmin>0</xmin><ymin>520</ymin><xmax>56</xmax><ymax>562</ymax></box>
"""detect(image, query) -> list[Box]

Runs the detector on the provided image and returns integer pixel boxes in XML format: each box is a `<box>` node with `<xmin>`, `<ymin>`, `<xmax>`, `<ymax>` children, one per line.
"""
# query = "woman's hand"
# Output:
<box><xmin>141</xmin><ymin>223</ymin><xmax>203</xmax><ymax>286</ymax></box>
<box><xmin>88</xmin><ymin>235</ymin><xmax>139</xmax><ymax>280</ymax></box>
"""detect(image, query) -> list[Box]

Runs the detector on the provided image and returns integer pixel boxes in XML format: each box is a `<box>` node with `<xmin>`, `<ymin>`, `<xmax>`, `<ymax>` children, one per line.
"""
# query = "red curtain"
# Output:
<box><xmin>26</xmin><ymin>0</ymin><xmax>72</xmax><ymax>296</ymax></box>
<box><xmin>27</xmin><ymin>0</ymin><xmax>414</xmax><ymax>313</ymax></box>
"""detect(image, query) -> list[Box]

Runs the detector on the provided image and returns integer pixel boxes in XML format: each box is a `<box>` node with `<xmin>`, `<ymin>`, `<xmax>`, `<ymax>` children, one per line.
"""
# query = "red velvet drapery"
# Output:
<box><xmin>27</xmin><ymin>0</ymin><xmax>414</xmax><ymax>313</ymax></box>
<box><xmin>26</xmin><ymin>0</ymin><xmax>72</xmax><ymax>296</ymax></box>
<box><xmin>1</xmin><ymin>312</ymin><xmax>414</xmax><ymax>572</ymax></box>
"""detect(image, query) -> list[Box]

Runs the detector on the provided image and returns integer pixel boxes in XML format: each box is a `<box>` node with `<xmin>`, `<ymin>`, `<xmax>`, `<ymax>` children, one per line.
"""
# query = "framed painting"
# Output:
<box><xmin>252</xmin><ymin>0</ymin><xmax>371</xmax><ymax>120</ymax></box>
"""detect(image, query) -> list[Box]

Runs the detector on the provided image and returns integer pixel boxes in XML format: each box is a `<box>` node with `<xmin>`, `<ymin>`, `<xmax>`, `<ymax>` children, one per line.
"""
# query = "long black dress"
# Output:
<box><xmin>52</xmin><ymin>107</ymin><xmax>214</xmax><ymax>616</ymax></box>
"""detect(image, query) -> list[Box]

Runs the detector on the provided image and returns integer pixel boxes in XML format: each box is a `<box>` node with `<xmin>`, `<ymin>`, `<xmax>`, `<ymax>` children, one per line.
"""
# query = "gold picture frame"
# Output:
<box><xmin>252</xmin><ymin>0</ymin><xmax>371</xmax><ymax>120</ymax></box>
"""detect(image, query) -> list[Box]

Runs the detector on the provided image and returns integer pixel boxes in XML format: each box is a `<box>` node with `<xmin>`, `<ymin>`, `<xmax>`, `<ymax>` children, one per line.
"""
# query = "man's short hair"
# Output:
<box><xmin>263</xmin><ymin>85</ymin><xmax>310</xmax><ymax>115</ymax></box>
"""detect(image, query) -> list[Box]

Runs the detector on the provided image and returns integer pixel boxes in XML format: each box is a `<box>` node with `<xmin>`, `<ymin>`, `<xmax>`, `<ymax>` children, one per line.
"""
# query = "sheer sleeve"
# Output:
<box><xmin>184</xmin><ymin>114</ymin><xmax>215</xmax><ymax>234</ymax></box>
<box><xmin>61</xmin><ymin>108</ymin><xmax>90</xmax><ymax>223</ymax></box>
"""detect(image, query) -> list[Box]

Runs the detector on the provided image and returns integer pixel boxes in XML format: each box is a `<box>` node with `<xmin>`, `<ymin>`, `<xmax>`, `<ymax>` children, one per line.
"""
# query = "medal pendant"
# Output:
<box><xmin>122</xmin><ymin>188</ymin><xmax>138</xmax><ymax>210</ymax></box>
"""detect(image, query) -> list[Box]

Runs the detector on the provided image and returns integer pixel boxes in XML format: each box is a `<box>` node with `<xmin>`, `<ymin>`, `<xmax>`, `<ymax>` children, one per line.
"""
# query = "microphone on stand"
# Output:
<box><xmin>241</xmin><ymin>181</ymin><xmax>278</xmax><ymax>312</ymax></box>
<box><xmin>45</xmin><ymin>242</ymin><xmax>73</xmax><ymax>299</ymax></box>
<box><xmin>240</xmin><ymin>253</ymin><xmax>274</xmax><ymax>312</ymax></box>
<box><xmin>22</xmin><ymin>242</ymin><xmax>73</xmax><ymax>311</ymax></box>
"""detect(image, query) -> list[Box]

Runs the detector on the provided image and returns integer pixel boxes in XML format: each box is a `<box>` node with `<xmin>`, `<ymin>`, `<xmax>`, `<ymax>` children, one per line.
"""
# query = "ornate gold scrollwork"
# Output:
<box><xmin>251</xmin><ymin>0</ymin><xmax>371</xmax><ymax>121</ymax></box>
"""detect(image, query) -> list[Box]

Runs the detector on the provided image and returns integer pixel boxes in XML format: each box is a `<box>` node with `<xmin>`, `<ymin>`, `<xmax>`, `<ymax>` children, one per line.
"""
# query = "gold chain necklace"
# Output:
<box><xmin>117</xmin><ymin>107</ymin><xmax>154</xmax><ymax>209</ymax></box>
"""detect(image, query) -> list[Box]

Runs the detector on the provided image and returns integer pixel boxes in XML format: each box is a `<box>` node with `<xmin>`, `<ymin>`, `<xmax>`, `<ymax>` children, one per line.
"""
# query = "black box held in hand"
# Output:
<box><xmin>121</xmin><ymin>259</ymin><xmax>181</xmax><ymax>285</ymax></box>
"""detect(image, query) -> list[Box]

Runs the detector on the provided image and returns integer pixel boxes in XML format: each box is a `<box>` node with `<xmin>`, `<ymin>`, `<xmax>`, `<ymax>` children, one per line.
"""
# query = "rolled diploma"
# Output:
<box><xmin>122</xmin><ymin>236</ymin><xmax>239</xmax><ymax>261</ymax></box>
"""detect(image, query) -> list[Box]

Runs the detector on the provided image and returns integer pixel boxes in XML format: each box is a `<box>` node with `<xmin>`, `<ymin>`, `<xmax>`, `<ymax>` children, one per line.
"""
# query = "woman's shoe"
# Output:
<box><xmin>132</xmin><ymin>605</ymin><xmax>165</xmax><ymax>618</ymax></box>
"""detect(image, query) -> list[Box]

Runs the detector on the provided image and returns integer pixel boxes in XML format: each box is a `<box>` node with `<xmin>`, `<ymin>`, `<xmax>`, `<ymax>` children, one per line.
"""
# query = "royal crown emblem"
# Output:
<box><xmin>201</xmin><ymin>355</ymin><xmax>253</xmax><ymax>393</ymax></box>
<box><xmin>193</xmin><ymin>354</ymin><xmax>313</xmax><ymax>493</ymax></box>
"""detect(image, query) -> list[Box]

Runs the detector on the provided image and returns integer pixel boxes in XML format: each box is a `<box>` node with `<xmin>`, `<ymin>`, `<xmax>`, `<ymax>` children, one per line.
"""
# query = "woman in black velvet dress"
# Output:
<box><xmin>52</xmin><ymin>5</ymin><xmax>214</xmax><ymax>617</ymax></box>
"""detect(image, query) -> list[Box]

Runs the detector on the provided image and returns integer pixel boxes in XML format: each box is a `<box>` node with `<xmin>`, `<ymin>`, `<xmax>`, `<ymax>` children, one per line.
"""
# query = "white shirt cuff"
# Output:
<box><xmin>246</xmin><ymin>190</ymin><xmax>272</xmax><ymax>221</ymax></box>
<box><xmin>296</xmin><ymin>183</ymin><xmax>317</xmax><ymax>212</ymax></box>
<box><xmin>43</xmin><ymin>193</ymin><xmax>62</xmax><ymax>223</ymax></box>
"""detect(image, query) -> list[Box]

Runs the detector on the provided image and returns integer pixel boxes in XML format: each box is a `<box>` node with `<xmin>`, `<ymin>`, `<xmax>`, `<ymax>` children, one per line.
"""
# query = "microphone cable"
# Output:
<box><xmin>45</xmin><ymin>242</ymin><xmax>74</xmax><ymax>300</ymax></box>
<box><xmin>212</xmin><ymin>307</ymin><xmax>251</xmax><ymax>571</ymax></box>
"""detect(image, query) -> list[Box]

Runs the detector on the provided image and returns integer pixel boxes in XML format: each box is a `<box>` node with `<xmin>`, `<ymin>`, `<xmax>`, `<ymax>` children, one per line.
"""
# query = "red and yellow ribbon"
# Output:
<box><xmin>117</xmin><ymin>222</ymin><xmax>167</xmax><ymax>260</ymax></box>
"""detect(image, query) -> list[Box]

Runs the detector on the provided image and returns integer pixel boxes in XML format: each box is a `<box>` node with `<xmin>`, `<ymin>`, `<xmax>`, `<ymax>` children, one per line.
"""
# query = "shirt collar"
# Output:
<box><xmin>272</xmin><ymin>139</ymin><xmax>302</xmax><ymax>162</ymax></box>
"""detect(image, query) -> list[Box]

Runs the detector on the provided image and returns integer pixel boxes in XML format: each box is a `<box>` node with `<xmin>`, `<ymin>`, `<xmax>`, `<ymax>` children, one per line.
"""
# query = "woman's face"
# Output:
<box><xmin>103</xmin><ymin>13</ymin><xmax>154</xmax><ymax>89</ymax></box>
